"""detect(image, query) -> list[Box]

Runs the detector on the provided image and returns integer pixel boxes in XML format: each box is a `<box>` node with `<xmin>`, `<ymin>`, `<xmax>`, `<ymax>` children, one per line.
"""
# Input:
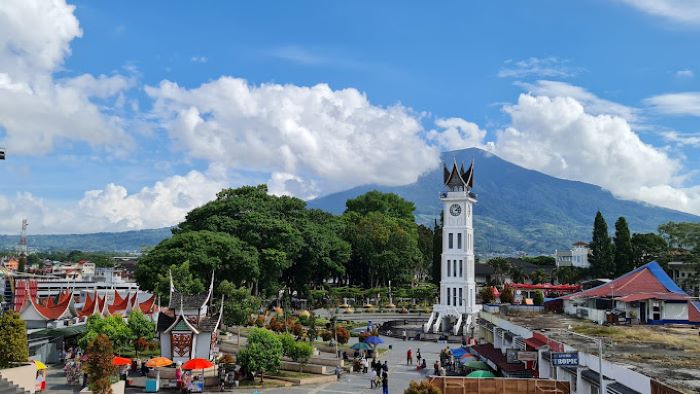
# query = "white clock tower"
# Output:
<box><xmin>424</xmin><ymin>161</ymin><xmax>481</xmax><ymax>335</ymax></box>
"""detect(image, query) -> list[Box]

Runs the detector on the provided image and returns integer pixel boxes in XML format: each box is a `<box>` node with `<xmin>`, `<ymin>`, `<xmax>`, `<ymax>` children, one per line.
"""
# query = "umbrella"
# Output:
<box><xmin>112</xmin><ymin>356</ymin><xmax>132</xmax><ymax>366</ymax></box>
<box><xmin>364</xmin><ymin>336</ymin><xmax>384</xmax><ymax>345</ymax></box>
<box><xmin>146</xmin><ymin>357</ymin><xmax>173</xmax><ymax>368</ymax></box>
<box><xmin>464</xmin><ymin>360</ymin><xmax>490</xmax><ymax>370</ymax></box>
<box><xmin>182</xmin><ymin>358</ymin><xmax>214</xmax><ymax>370</ymax></box>
<box><xmin>467</xmin><ymin>370</ymin><xmax>495</xmax><ymax>378</ymax></box>
<box><xmin>33</xmin><ymin>360</ymin><xmax>47</xmax><ymax>370</ymax></box>
<box><xmin>451</xmin><ymin>347</ymin><xmax>467</xmax><ymax>358</ymax></box>
<box><xmin>351</xmin><ymin>342</ymin><xmax>372</xmax><ymax>351</ymax></box>
<box><xmin>459</xmin><ymin>353</ymin><xmax>475</xmax><ymax>359</ymax></box>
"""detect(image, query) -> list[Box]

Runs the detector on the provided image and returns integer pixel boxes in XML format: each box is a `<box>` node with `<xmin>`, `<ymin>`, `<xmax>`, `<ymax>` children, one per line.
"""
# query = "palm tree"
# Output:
<box><xmin>488</xmin><ymin>257</ymin><xmax>512</xmax><ymax>285</ymax></box>
<box><xmin>530</xmin><ymin>269</ymin><xmax>549</xmax><ymax>284</ymax></box>
<box><xmin>509</xmin><ymin>266</ymin><xmax>527</xmax><ymax>283</ymax></box>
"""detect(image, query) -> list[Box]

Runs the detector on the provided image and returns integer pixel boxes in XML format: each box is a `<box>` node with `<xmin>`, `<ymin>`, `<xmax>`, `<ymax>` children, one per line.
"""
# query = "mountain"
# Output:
<box><xmin>308</xmin><ymin>148</ymin><xmax>700</xmax><ymax>254</ymax></box>
<box><xmin>0</xmin><ymin>228</ymin><xmax>173</xmax><ymax>253</ymax></box>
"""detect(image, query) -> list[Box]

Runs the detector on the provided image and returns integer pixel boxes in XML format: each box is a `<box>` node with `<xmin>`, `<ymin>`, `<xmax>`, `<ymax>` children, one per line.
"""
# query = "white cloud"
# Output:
<box><xmin>498</xmin><ymin>57</ymin><xmax>578</xmax><ymax>79</ymax></box>
<box><xmin>644</xmin><ymin>92</ymin><xmax>700</xmax><ymax>116</ymax></box>
<box><xmin>145</xmin><ymin>77</ymin><xmax>440</xmax><ymax>196</ymax></box>
<box><xmin>515</xmin><ymin>80</ymin><xmax>638</xmax><ymax>122</ymax></box>
<box><xmin>675</xmin><ymin>69</ymin><xmax>694</xmax><ymax>78</ymax></box>
<box><xmin>0</xmin><ymin>168</ymin><xmax>228</xmax><ymax>234</ymax></box>
<box><xmin>662</xmin><ymin>131</ymin><xmax>700</xmax><ymax>147</ymax></box>
<box><xmin>427</xmin><ymin>118</ymin><xmax>487</xmax><ymax>151</ymax></box>
<box><xmin>491</xmin><ymin>93</ymin><xmax>700</xmax><ymax>215</ymax></box>
<box><xmin>618</xmin><ymin>0</ymin><xmax>700</xmax><ymax>24</ymax></box>
<box><xmin>0</xmin><ymin>0</ymin><xmax>132</xmax><ymax>155</ymax></box>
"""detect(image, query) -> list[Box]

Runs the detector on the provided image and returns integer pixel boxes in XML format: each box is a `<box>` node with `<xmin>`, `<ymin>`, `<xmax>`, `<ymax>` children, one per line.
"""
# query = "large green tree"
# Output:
<box><xmin>85</xmin><ymin>334</ymin><xmax>116</xmax><ymax>394</ymax></box>
<box><xmin>0</xmin><ymin>311</ymin><xmax>29</xmax><ymax>368</ymax></box>
<box><xmin>631</xmin><ymin>233</ymin><xmax>668</xmax><ymax>267</ymax></box>
<box><xmin>613</xmin><ymin>217</ymin><xmax>634</xmax><ymax>276</ymax></box>
<box><xmin>431</xmin><ymin>217</ymin><xmax>443</xmax><ymax>285</ymax></box>
<box><xmin>345</xmin><ymin>190</ymin><xmax>416</xmax><ymax>222</ymax></box>
<box><xmin>127</xmin><ymin>310</ymin><xmax>155</xmax><ymax>356</ymax></box>
<box><xmin>590</xmin><ymin>211</ymin><xmax>614</xmax><ymax>278</ymax></box>
<box><xmin>218</xmin><ymin>280</ymin><xmax>261</xmax><ymax>327</ymax></box>
<box><xmin>488</xmin><ymin>257</ymin><xmax>512</xmax><ymax>285</ymax></box>
<box><xmin>80</xmin><ymin>315</ymin><xmax>133</xmax><ymax>351</ymax></box>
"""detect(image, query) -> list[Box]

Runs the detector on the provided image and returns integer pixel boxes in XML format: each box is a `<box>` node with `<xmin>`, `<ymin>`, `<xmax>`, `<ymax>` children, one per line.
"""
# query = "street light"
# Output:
<box><xmin>563</xmin><ymin>330</ymin><xmax>605</xmax><ymax>394</ymax></box>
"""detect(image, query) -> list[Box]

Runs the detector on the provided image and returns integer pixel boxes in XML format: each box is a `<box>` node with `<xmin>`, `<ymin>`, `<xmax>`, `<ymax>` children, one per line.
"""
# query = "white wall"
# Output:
<box><xmin>662</xmin><ymin>302</ymin><xmax>688</xmax><ymax>320</ymax></box>
<box><xmin>0</xmin><ymin>363</ymin><xmax>37</xmax><ymax>394</ymax></box>
<box><xmin>195</xmin><ymin>332</ymin><xmax>212</xmax><ymax>359</ymax></box>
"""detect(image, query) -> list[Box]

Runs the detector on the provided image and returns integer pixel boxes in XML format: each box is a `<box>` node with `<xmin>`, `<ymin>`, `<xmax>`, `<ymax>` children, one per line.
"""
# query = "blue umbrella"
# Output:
<box><xmin>451</xmin><ymin>347</ymin><xmax>467</xmax><ymax>358</ymax></box>
<box><xmin>364</xmin><ymin>336</ymin><xmax>384</xmax><ymax>345</ymax></box>
<box><xmin>351</xmin><ymin>342</ymin><xmax>372</xmax><ymax>351</ymax></box>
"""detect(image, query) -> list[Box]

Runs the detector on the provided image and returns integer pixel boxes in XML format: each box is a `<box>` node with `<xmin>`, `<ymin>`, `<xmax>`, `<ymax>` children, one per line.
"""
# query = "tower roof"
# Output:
<box><xmin>443</xmin><ymin>160</ymin><xmax>474</xmax><ymax>189</ymax></box>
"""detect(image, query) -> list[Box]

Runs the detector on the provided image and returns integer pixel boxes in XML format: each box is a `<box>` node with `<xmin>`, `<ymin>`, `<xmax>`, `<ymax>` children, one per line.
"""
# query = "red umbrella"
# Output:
<box><xmin>112</xmin><ymin>356</ymin><xmax>132</xmax><ymax>366</ymax></box>
<box><xmin>182</xmin><ymin>358</ymin><xmax>214</xmax><ymax>370</ymax></box>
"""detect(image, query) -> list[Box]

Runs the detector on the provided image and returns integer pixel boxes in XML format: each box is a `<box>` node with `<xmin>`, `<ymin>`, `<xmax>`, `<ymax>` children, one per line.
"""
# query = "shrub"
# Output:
<box><xmin>288</xmin><ymin>341</ymin><xmax>314</xmax><ymax>372</ymax></box>
<box><xmin>279</xmin><ymin>332</ymin><xmax>296</xmax><ymax>356</ymax></box>
<box><xmin>533</xmin><ymin>290</ymin><xmax>545</xmax><ymax>306</ymax></box>
<box><xmin>500</xmin><ymin>287</ymin><xmax>514</xmax><ymax>304</ymax></box>
<box><xmin>479</xmin><ymin>286</ymin><xmax>495</xmax><ymax>304</ymax></box>
<box><xmin>335</xmin><ymin>326</ymin><xmax>350</xmax><ymax>345</ymax></box>
<box><xmin>237</xmin><ymin>328</ymin><xmax>283</xmax><ymax>383</ymax></box>
<box><xmin>85</xmin><ymin>334</ymin><xmax>117</xmax><ymax>393</ymax></box>
<box><xmin>320</xmin><ymin>329</ymin><xmax>332</xmax><ymax>342</ymax></box>
<box><xmin>255</xmin><ymin>315</ymin><xmax>265</xmax><ymax>327</ymax></box>
<box><xmin>0</xmin><ymin>311</ymin><xmax>29</xmax><ymax>368</ymax></box>
<box><xmin>292</xmin><ymin>322</ymin><xmax>304</xmax><ymax>337</ymax></box>
<box><xmin>405</xmin><ymin>380</ymin><xmax>442</xmax><ymax>394</ymax></box>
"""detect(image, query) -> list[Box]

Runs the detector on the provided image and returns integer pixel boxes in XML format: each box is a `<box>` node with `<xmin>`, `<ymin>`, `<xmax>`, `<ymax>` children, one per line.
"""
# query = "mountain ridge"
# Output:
<box><xmin>308</xmin><ymin>148</ymin><xmax>699</xmax><ymax>254</ymax></box>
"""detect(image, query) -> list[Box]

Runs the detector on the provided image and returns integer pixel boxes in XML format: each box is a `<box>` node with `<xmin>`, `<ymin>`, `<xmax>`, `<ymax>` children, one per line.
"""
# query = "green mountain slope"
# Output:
<box><xmin>308</xmin><ymin>148</ymin><xmax>699</xmax><ymax>254</ymax></box>
<box><xmin>0</xmin><ymin>228</ymin><xmax>173</xmax><ymax>253</ymax></box>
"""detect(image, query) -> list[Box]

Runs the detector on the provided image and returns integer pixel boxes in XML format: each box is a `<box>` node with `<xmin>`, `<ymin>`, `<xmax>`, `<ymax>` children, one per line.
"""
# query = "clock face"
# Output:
<box><xmin>449</xmin><ymin>204</ymin><xmax>461</xmax><ymax>216</ymax></box>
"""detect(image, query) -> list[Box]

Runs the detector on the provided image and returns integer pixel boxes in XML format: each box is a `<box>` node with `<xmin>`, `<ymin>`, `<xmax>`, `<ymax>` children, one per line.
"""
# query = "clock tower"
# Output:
<box><xmin>424</xmin><ymin>160</ymin><xmax>481</xmax><ymax>335</ymax></box>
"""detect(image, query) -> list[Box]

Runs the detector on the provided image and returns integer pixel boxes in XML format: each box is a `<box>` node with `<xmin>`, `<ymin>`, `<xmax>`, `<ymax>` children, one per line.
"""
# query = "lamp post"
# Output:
<box><xmin>564</xmin><ymin>330</ymin><xmax>605</xmax><ymax>394</ymax></box>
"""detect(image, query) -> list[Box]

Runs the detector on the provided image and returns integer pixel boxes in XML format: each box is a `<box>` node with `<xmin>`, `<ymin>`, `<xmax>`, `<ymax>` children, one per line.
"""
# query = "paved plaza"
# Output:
<box><xmin>44</xmin><ymin>334</ymin><xmax>449</xmax><ymax>394</ymax></box>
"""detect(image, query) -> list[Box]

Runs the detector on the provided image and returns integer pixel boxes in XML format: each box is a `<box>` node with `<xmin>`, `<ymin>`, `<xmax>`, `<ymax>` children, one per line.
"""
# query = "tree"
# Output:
<box><xmin>0</xmin><ymin>311</ymin><xmax>29</xmax><ymax>368</ymax></box>
<box><xmin>529</xmin><ymin>269</ymin><xmax>548</xmax><ymax>284</ymax></box>
<box><xmin>479</xmin><ymin>286</ymin><xmax>494</xmax><ymax>304</ymax></box>
<box><xmin>509</xmin><ymin>266</ymin><xmax>526</xmax><ymax>283</ymax></box>
<box><xmin>416</xmin><ymin>225</ymin><xmax>434</xmax><ymax>283</ymax></box>
<box><xmin>500</xmin><ymin>287</ymin><xmax>514</xmax><ymax>304</ymax></box>
<box><xmin>554</xmin><ymin>266</ymin><xmax>586</xmax><ymax>284</ymax></box>
<box><xmin>127</xmin><ymin>310</ymin><xmax>155</xmax><ymax>356</ymax></box>
<box><xmin>431</xmin><ymin>217</ymin><xmax>443</xmax><ymax>285</ymax></box>
<box><xmin>288</xmin><ymin>341</ymin><xmax>314</xmax><ymax>372</ymax></box>
<box><xmin>80</xmin><ymin>315</ymin><xmax>133</xmax><ymax>351</ymax></box>
<box><xmin>335</xmin><ymin>325</ymin><xmax>350</xmax><ymax>344</ymax></box>
<box><xmin>18</xmin><ymin>256</ymin><xmax>26</xmax><ymax>272</ymax></box>
<box><xmin>521</xmin><ymin>256</ymin><xmax>555</xmax><ymax>266</ymax></box>
<box><xmin>533</xmin><ymin>290</ymin><xmax>544</xmax><ymax>306</ymax></box>
<box><xmin>85</xmin><ymin>334</ymin><xmax>117</xmax><ymax>394</ymax></box>
<box><xmin>405</xmin><ymin>380</ymin><xmax>442</xmax><ymax>394</ymax></box>
<box><xmin>631</xmin><ymin>233</ymin><xmax>668</xmax><ymax>267</ymax></box>
<box><xmin>218</xmin><ymin>281</ymin><xmax>261</xmax><ymax>327</ymax></box>
<box><xmin>237</xmin><ymin>328</ymin><xmax>283</xmax><ymax>383</ymax></box>
<box><xmin>345</xmin><ymin>190</ymin><xmax>416</xmax><ymax>222</ymax></box>
<box><xmin>590</xmin><ymin>211</ymin><xmax>614</xmax><ymax>278</ymax></box>
<box><xmin>613</xmin><ymin>217</ymin><xmax>633</xmax><ymax>276</ymax></box>
<box><xmin>488</xmin><ymin>258</ymin><xmax>512</xmax><ymax>285</ymax></box>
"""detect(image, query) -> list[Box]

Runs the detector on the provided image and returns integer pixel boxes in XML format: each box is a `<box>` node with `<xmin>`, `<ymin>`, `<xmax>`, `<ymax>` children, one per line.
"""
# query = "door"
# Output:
<box><xmin>639</xmin><ymin>302</ymin><xmax>647</xmax><ymax>323</ymax></box>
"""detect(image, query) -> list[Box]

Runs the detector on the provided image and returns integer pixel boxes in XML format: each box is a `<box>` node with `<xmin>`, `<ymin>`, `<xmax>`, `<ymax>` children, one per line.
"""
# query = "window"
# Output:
<box><xmin>453</xmin><ymin>288</ymin><xmax>457</xmax><ymax>307</ymax></box>
<box><xmin>459</xmin><ymin>288</ymin><xmax>463</xmax><ymax>306</ymax></box>
<box><xmin>457</xmin><ymin>233</ymin><xmax>462</xmax><ymax>249</ymax></box>
<box><xmin>453</xmin><ymin>260</ymin><xmax>457</xmax><ymax>277</ymax></box>
<box><xmin>447</xmin><ymin>288</ymin><xmax>451</xmax><ymax>305</ymax></box>
<box><xmin>449</xmin><ymin>233</ymin><xmax>453</xmax><ymax>249</ymax></box>
<box><xmin>459</xmin><ymin>260</ymin><xmax>463</xmax><ymax>277</ymax></box>
<box><xmin>447</xmin><ymin>260</ymin><xmax>451</xmax><ymax>277</ymax></box>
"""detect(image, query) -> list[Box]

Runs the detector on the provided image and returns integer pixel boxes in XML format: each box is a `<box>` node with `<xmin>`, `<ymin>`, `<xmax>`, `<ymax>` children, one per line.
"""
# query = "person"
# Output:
<box><xmin>406</xmin><ymin>348</ymin><xmax>413</xmax><ymax>365</ymax></box>
<box><xmin>361</xmin><ymin>357</ymin><xmax>368</xmax><ymax>373</ymax></box>
<box><xmin>141</xmin><ymin>361</ymin><xmax>149</xmax><ymax>377</ymax></box>
<box><xmin>418</xmin><ymin>359</ymin><xmax>427</xmax><ymax>371</ymax></box>
<box><xmin>175</xmin><ymin>364</ymin><xmax>183</xmax><ymax>390</ymax></box>
<box><xmin>402</xmin><ymin>330</ymin><xmax>407</xmax><ymax>341</ymax></box>
<box><xmin>375</xmin><ymin>360</ymin><xmax>383</xmax><ymax>377</ymax></box>
<box><xmin>381</xmin><ymin>371</ymin><xmax>389</xmax><ymax>394</ymax></box>
<box><xmin>335</xmin><ymin>365</ymin><xmax>342</xmax><ymax>381</ymax></box>
<box><xmin>433</xmin><ymin>360</ymin><xmax>440</xmax><ymax>376</ymax></box>
<box><xmin>416</xmin><ymin>348</ymin><xmax>422</xmax><ymax>364</ymax></box>
<box><xmin>382</xmin><ymin>361</ymin><xmax>388</xmax><ymax>372</ymax></box>
<box><xmin>439</xmin><ymin>365</ymin><xmax>446</xmax><ymax>377</ymax></box>
<box><xmin>369</xmin><ymin>368</ymin><xmax>377</xmax><ymax>389</ymax></box>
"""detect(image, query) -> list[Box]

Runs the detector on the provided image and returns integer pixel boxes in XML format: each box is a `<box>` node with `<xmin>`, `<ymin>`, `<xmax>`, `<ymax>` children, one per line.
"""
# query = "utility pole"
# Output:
<box><xmin>564</xmin><ymin>330</ymin><xmax>605</xmax><ymax>394</ymax></box>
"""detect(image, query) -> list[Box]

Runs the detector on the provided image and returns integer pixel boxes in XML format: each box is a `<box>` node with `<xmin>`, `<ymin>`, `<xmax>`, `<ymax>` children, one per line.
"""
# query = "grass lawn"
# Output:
<box><xmin>273</xmin><ymin>370</ymin><xmax>317</xmax><ymax>379</ymax></box>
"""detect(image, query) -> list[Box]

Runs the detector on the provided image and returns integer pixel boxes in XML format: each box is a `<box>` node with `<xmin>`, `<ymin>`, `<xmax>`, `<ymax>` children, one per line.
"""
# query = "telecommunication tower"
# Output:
<box><xmin>18</xmin><ymin>219</ymin><xmax>28</xmax><ymax>255</ymax></box>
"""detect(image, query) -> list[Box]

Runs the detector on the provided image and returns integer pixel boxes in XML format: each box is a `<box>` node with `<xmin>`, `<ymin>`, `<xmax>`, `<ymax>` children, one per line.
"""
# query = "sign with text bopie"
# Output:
<box><xmin>551</xmin><ymin>352</ymin><xmax>579</xmax><ymax>366</ymax></box>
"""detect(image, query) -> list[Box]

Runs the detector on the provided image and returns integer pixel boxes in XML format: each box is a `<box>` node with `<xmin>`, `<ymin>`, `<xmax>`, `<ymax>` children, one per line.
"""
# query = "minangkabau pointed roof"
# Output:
<box><xmin>443</xmin><ymin>160</ymin><xmax>474</xmax><ymax>189</ymax></box>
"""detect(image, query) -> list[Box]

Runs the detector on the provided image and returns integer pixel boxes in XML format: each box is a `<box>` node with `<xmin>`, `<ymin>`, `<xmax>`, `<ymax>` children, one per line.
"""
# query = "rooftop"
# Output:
<box><xmin>492</xmin><ymin>311</ymin><xmax>700</xmax><ymax>393</ymax></box>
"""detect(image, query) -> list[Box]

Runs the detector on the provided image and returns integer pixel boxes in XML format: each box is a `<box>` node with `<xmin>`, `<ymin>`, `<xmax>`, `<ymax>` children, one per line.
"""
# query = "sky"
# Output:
<box><xmin>1</xmin><ymin>0</ymin><xmax>700</xmax><ymax>234</ymax></box>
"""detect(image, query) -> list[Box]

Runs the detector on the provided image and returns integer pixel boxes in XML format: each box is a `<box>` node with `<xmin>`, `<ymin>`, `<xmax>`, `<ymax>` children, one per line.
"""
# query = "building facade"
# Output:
<box><xmin>555</xmin><ymin>242</ymin><xmax>590</xmax><ymax>269</ymax></box>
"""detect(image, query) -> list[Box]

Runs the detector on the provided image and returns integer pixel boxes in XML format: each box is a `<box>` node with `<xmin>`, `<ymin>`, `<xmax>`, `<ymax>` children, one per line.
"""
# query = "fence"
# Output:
<box><xmin>426</xmin><ymin>377</ymin><xmax>570</xmax><ymax>394</ymax></box>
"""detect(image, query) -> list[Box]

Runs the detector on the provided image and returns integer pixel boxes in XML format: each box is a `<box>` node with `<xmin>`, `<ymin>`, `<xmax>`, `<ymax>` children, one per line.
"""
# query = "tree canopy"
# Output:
<box><xmin>0</xmin><ymin>311</ymin><xmax>28</xmax><ymax>368</ymax></box>
<box><xmin>590</xmin><ymin>211</ymin><xmax>614</xmax><ymax>278</ymax></box>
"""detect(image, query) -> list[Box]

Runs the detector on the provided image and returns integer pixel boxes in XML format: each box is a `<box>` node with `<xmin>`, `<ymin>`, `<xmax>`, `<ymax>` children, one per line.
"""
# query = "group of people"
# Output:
<box><xmin>175</xmin><ymin>364</ymin><xmax>202</xmax><ymax>394</ymax></box>
<box><xmin>129</xmin><ymin>358</ymin><xmax>151</xmax><ymax>376</ymax></box>
<box><xmin>368</xmin><ymin>359</ymin><xmax>389</xmax><ymax>393</ymax></box>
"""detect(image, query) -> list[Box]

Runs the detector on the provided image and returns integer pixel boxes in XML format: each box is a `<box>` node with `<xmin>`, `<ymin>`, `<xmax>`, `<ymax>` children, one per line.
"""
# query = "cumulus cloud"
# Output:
<box><xmin>618</xmin><ymin>0</ymin><xmax>700</xmax><ymax>24</ymax></box>
<box><xmin>644</xmin><ymin>92</ymin><xmax>700</xmax><ymax>116</ymax></box>
<box><xmin>498</xmin><ymin>57</ymin><xmax>579</xmax><ymax>79</ymax></box>
<box><xmin>0</xmin><ymin>168</ymin><xmax>227</xmax><ymax>234</ymax></box>
<box><xmin>0</xmin><ymin>0</ymin><xmax>132</xmax><ymax>155</ymax></box>
<box><xmin>145</xmin><ymin>77</ymin><xmax>440</xmax><ymax>196</ymax></box>
<box><xmin>427</xmin><ymin>118</ymin><xmax>487</xmax><ymax>151</ymax></box>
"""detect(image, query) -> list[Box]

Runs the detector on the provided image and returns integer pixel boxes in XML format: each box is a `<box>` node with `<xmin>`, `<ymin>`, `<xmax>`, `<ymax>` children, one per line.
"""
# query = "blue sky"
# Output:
<box><xmin>1</xmin><ymin>0</ymin><xmax>700</xmax><ymax>233</ymax></box>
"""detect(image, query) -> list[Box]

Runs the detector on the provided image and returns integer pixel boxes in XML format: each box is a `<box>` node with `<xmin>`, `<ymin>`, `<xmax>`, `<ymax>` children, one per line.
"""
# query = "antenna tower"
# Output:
<box><xmin>18</xmin><ymin>219</ymin><xmax>28</xmax><ymax>255</ymax></box>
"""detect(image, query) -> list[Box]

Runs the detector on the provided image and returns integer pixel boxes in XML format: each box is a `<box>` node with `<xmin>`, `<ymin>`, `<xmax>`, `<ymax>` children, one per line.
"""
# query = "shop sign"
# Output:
<box><xmin>551</xmin><ymin>352</ymin><xmax>579</xmax><ymax>366</ymax></box>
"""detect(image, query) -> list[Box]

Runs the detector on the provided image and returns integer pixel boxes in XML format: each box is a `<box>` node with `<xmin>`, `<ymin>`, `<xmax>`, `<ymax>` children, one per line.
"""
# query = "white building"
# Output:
<box><xmin>555</xmin><ymin>242</ymin><xmax>590</xmax><ymax>269</ymax></box>
<box><xmin>668</xmin><ymin>261</ymin><xmax>699</xmax><ymax>296</ymax></box>
<box><xmin>424</xmin><ymin>161</ymin><xmax>481</xmax><ymax>335</ymax></box>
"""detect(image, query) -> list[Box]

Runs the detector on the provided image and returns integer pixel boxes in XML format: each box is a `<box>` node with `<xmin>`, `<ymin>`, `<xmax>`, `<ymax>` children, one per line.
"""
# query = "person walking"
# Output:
<box><xmin>402</xmin><ymin>330</ymin><xmax>407</xmax><ymax>341</ymax></box>
<box><xmin>335</xmin><ymin>365</ymin><xmax>342</xmax><ymax>381</ymax></box>
<box><xmin>361</xmin><ymin>357</ymin><xmax>369</xmax><ymax>373</ymax></box>
<box><xmin>382</xmin><ymin>361</ymin><xmax>388</xmax><ymax>373</ymax></box>
<box><xmin>406</xmin><ymin>348</ymin><xmax>413</xmax><ymax>365</ymax></box>
<box><xmin>433</xmin><ymin>360</ymin><xmax>440</xmax><ymax>376</ymax></box>
<box><xmin>416</xmin><ymin>348</ymin><xmax>422</xmax><ymax>364</ymax></box>
<box><xmin>369</xmin><ymin>369</ymin><xmax>377</xmax><ymax>389</ymax></box>
<box><xmin>381</xmin><ymin>371</ymin><xmax>389</xmax><ymax>394</ymax></box>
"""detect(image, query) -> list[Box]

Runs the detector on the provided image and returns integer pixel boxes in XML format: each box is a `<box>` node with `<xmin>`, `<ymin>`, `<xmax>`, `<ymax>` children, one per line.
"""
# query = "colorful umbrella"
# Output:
<box><xmin>182</xmin><ymin>358</ymin><xmax>214</xmax><ymax>370</ymax></box>
<box><xmin>351</xmin><ymin>342</ymin><xmax>372</xmax><ymax>351</ymax></box>
<box><xmin>464</xmin><ymin>360</ymin><xmax>490</xmax><ymax>370</ymax></box>
<box><xmin>33</xmin><ymin>360</ymin><xmax>47</xmax><ymax>370</ymax></box>
<box><xmin>459</xmin><ymin>353</ymin><xmax>475</xmax><ymax>359</ymax></box>
<box><xmin>112</xmin><ymin>356</ymin><xmax>132</xmax><ymax>366</ymax></box>
<box><xmin>145</xmin><ymin>356</ymin><xmax>174</xmax><ymax>368</ymax></box>
<box><xmin>451</xmin><ymin>347</ymin><xmax>467</xmax><ymax>358</ymax></box>
<box><xmin>364</xmin><ymin>336</ymin><xmax>384</xmax><ymax>345</ymax></box>
<box><xmin>467</xmin><ymin>370</ymin><xmax>495</xmax><ymax>378</ymax></box>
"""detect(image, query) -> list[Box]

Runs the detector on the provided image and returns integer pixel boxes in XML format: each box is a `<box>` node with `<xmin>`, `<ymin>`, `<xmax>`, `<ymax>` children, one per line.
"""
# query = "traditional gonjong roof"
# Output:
<box><xmin>443</xmin><ymin>160</ymin><xmax>474</xmax><ymax>189</ymax></box>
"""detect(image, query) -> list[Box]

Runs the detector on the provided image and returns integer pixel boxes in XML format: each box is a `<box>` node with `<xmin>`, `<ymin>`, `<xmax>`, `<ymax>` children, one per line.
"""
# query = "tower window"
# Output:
<box><xmin>447</xmin><ymin>260</ymin><xmax>451</xmax><ymax>277</ymax></box>
<box><xmin>446</xmin><ymin>288</ymin><xmax>450</xmax><ymax>305</ymax></box>
<box><xmin>453</xmin><ymin>260</ymin><xmax>457</xmax><ymax>277</ymax></box>
<box><xmin>459</xmin><ymin>288</ymin><xmax>463</xmax><ymax>306</ymax></box>
<box><xmin>457</xmin><ymin>233</ymin><xmax>462</xmax><ymax>250</ymax></box>
<box><xmin>453</xmin><ymin>288</ymin><xmax>457</xmax><ymax>307</ymax></box>
<box><xmin>448</xmin><ymin>233</ymin><xmax>453</xmax><ymax>249</ymax></box>
<box><xmin>459</xmin><ymin>260</ymin><xmax>463</xmax><ymax>277</ymax></box>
